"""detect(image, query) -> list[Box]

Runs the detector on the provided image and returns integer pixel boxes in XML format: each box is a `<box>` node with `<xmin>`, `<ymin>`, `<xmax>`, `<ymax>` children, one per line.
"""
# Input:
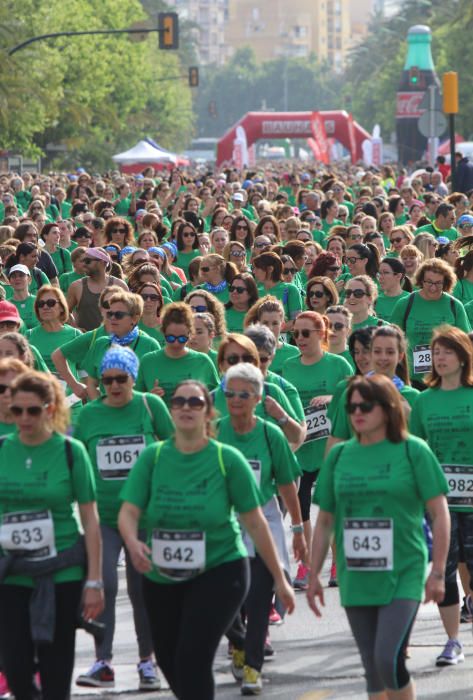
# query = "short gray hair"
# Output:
<box><xmin>224</xmin><ymin>363</ymin><xmax>264</xmax><ymax>396</ymax></box>
<box><xmin>244</xmin><ymin>323</ymin><xmax>276</xmax><ymax>356</ymax></box>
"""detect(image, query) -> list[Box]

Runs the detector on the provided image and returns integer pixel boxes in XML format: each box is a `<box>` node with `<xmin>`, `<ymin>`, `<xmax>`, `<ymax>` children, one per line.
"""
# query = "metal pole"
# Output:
<box><xmin>449</xmin><ymin>113</ymin><xmax>456</xmax><ymax>192</ymax></box>
<box><xmin>428</xmin><ymin>84</ymin><xmax>435</xmax><ymax>166</ymax></box>
<box><xmin>8</xmin><ymin>27</ymin><xmax>163</xmax><ymax>56</ymax></box>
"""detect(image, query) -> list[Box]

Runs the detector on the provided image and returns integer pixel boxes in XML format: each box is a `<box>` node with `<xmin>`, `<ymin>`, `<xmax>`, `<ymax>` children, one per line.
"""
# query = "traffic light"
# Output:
<box><xmin>158</xmin><ymin>12</ymin><xmax>179</xmax><ymax>50</ymax></box>
<box><xmin>408</xmin><ymin>66</ymin><xmax>420</xmax><ymax>86</ymax></box>
<box><xmin>188</xmin><ymin>66</ymin><xmax>199</xmax><ymax>88</ymax></box>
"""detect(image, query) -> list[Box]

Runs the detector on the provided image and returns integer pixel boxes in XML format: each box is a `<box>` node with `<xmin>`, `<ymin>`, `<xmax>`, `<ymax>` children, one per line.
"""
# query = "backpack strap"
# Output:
<box><xmin>450</xmin><ymin>295</ymin><xmax>457</xmax><ymax>322</ymax></box>
<box><xmin>216</xmin><ymin>442</ymin><xmax>226</xmax><ymax>477</ymax></box>
<box><xmin>153</xmin><ymin>441</ymin><xmax>164</xmax><ymax>466</ymax></box>
<box><xmin>142</xmin><ymin>394</ymin><xmax>158</xmax><ymax>440</ymax></box>
<box><xmin>402</xmin><ymin>292</ymin><xmax>416</xmax><ymax>331</ymax></box>
<box><xmin>64</xmin><ymin>436</ymin><xmax>74</xmax><ymax>472</ymax></box>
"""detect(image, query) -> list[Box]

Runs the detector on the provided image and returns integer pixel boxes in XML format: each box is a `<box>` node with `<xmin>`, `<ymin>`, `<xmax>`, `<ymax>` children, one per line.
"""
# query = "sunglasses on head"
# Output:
<box><xmin>309</xmin><ymin>290</ymin><xmax>325</xmax><ymax>299</ymax></box>
<box><xmin>37</xmin><ymin>299</ymin><xmax>58</xmax><ymax>309</ymax></box>
<box><xmin>102</xmin><ymin>374</ymin><xmax>129</xmax><ymax>386</ymax></box>
<box><xmin>229</xmin><ymin>285</ymin><xmax>247</xmax><ymax>294</ymax></box>
<box><xmin>223</xmin><ymin>389</ymin><xmax>255</xmax><ymax>400</ymax></box>
<box><xmin>347</xmin><ymin>400</ymin><xmax>378</xmax><ymax>414</ymax></box>
<box><xmin>293</xmin><ymin>328</ymin><xmax>317</xmax><ymax>339</ymax></box>
<box><xmin>170</xmin><ymin>395</ymin><xmax>205</xmax><ymax>410</ymax></box>
<box><xmin>284</xmin><ymin>268</ymin><xmax>297</xmax><ymax>275</ymax></box>
<box><xmin>225</xmin><ymin>353</ymin><xmax>255</xmax><ymax>365</ymax></box>
<box><xmin>106</xmin><ymin>310</ymin><xmax>132</xmax><ymax>320</ymax></box>
<box><xmin>165</xmin><ymin>334</ymin><xmax>188</xmax><ymax>344</ymax></box>
<box><xmin>345</xmin><ymin>289</ymin><xmax>367</xmax><ymax>299</ymax></box>
<box><xmin>10</xmin><ymin>404</ymin><xmax>48</xmax><ymax>417</ymax></box>
<box><xmin>141</xmin><ymin>293</ymin><xmax>160</xmax><ymax>302</ymax></box>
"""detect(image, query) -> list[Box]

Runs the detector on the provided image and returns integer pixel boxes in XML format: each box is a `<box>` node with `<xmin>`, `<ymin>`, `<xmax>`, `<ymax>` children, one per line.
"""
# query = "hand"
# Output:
<box><xmin>82</xmin><ymin>588</ymin><xmax>104</xmax><ymax>620</ymax></box>
<box><xmin>310</xmin><ymin>395</ymin><xmax>331</xmax><ymax>408</ymax></box>
<box><xmin>306</xmin><ymin>573</ymin><xmax>325</xmax><ymax>617</ymax></box>
<box><xmin>151</xmin><ymin>380</ymin><xmax>165</xmax><ymax>398</ymax></box>
<box><xmin>275</xmin><ymin>578</ymin><xmax>295</xmax><ymax>615</ymax></box>
<box><xmin>424</xmin><ymin>571</ymin><xmax>445</xmax><ymax>604</ymax></box>
<box><xmin>71</xmin><ymin>382</ymin><xmax>89</xmax><ymax>401</ymax></box>
<box><xmin>126</xmin><ymin>537</ymin><xmax>152</xmax><ymax>574</ymax></box>
<box><xmin>292</xmin><ymin>532</ymin><xmax>308</xmax><ymax>563</ymax></box>
<box><xmin>264</xmin><ymin>396</ymin><xmax>285</xmax><ymax>421</ymax></box>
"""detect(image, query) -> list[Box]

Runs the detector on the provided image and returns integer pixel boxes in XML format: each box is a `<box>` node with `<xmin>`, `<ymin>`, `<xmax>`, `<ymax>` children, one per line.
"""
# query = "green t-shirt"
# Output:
<box><xmin>453</xmin><ymin>279</ymin><xmax>473</xmax><ymax>306</ymax></box>
<box><xmin>0</xmin><ymin>433</ymin><xmax>96</xmax><ymax>587</ymax></box>
<box><xmin>74</xmin><ymin>391</ymin><xmax>173</xmax><ymax>528</ymax></box>
<box><xmin>351</xmin><ymin>315</ymin><xmax>382</xmax><ymax>332</ymax></box>
<box><xmin>60</xmin><ymin>325</ymin><xmax>107</xmax><ymax>371</ymax></box>
<box><xmin>120</xmin><ymin>439</ymin><xmax>261</xmax><ymax>584</ymax></box>
<box><xmin>265</xmin><ymin>370</ymin><xmax>305</xmax><ymax>422</ymax></box>
<box><xmin>136</xmin><ymin>348</ymin><xmax>219</xmax><ymax>406</ymax></box>
<box><xmin>257</xmin><ymin>281</ymin><xmax>303</xmax><ymax>321</ymax></box>
<box><xmin>31</xmin><ymin>344</ymin><xmax>49</xmax><ymax>373</ymax></box>
<box><xmin>270</xmin><ymin>342</ymin><xmax>300</xmax><ymax>375</ymax></box>
<box><xmin>176</xmin><ymin>250</ymin><xmax>200</xmax><ymax>279</ymax></box>
<box><xmin>49</xmin><ymin>247</ymin><xmax>73</xmax><ymax>277</ymax></box>
<box><xmin>321</xmin><ymin>218</ymin><xmax>343</xmax><ymax>236</ymax></box>
<box><xmin>375</xmin><ymin>291</ymin><xmax>410</xmax><ymax>324</ymax></box>
<box><xmin>224</xmin><ymin>307</ymin><xmax>247</xmax><ymax>333</ymax></box>
<box><xmin>29</xmin><ymin>268</ymin><xmax>49</xmax><ymax>296</ymax></box>
<box><xmin>114</xmin><ymin>197</ymin><xmax>131</xmax><ymax>216</ymax></box>
<box><xmin>138</xmin><ymin>320</ymin><xmax>164</xmax><ymax>346</ymax></box>
<box><xmin>314</xmin><ymin>435</ymin><xmax>448</xmax><ymax>606</ymax></box>
<box><xmin>10</xmin><ymin>295</ymin><xmax>39</xmax><ymax>330</ymax></box>
<box><xmin>59</xmin><ymin>271</ymin><xmax>83</xmax><ymax>295</ymax></box>
<box><xmin>26</xmin><ymin>324</ymin><xmax>82</xmax><ymax>373</ymax></box>
<box><xmin>416</xmin><ymin>222</ymin><xmax>458</xmax><ymax>242</ymax></box>
<box><xmin>217</xmin><ymin>416</ymin><xmax>300</xmax><ymax>504</ymax></box>
<box><xmin>390</xmin><ymin>292</ymin><xmax>471</xmax><ymax>382</ymax></box>
<box><xmin>281</xmin><ymin>352</ymin><xmax>354</xmax><ymax>472</ymax></box>
<box><xmin>410</xmin><ymin>386</ymin><xmax>473</xmax><ymax>513</ymax></box>
<box><xmin>84</xmin><ymin>332</ymin><xmax>161</xmax><ymax>381</ymax></box>
<box><xmin>196</xmin><ymin>282</ymin><xmax>230</xmax><ymax>304</ymax></box>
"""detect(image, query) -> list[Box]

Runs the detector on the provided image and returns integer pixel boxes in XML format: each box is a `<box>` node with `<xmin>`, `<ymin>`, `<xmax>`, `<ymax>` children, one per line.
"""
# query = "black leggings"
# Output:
<box><xmin>345</xmin><ymin>599</ymin><xmax>419</xmax><ymax>694</ymax></box>
<box><xmin>143</xmin><ymin>558</ymin><xmax>249</xmax><ymax>700</ymax></box>
<box><xmin>298</xmin><ymin>470</ymin><xmax>317</xmax><ymax>522</ymax></box>
<box><xmin>0</xmin><ymin>581</ymin><xmax>83</xmax><ymax>700</ymax></box>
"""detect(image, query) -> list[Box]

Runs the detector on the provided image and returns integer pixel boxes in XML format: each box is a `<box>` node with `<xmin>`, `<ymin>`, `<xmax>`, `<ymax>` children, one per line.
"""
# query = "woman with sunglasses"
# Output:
<box><xmin>345</xmin><ymin>243</ymin><xmax>380</xmax><ymax>284</ymax></box>
<box><xmin>252</xmin><ymin>252</ymin><xmax>303</xmax><ymax>331</ymax></box>
<box><xmin>344</xmin><ymin>275</ymin><xmax>380</xmax><ymax>332</ymax></box>
<box><xmin>224</xmin><ymin>241</ymin><xmax>248</xmax><ymax>273</ymax></box>
<box><xmin>0</xmin><ymin>357</ymin><xmax>29</xmax><ymax>435</ymax></box>
<box><xmin>119</xmin><ymin>378</ymin><xmax>294</xmax><ymax>700</ymax></box>
<box><xmin>376</xmin><ymin>258</ymin><xmax>411</xmax><ymax>323</ymax></box>
<box><xmin>281</xmin><ymin>311</ymin><xmax>354</xmax><ymax>591</ymax></box>
<box><xmin>245</xmin><ymin>296</ymin><xmax>300</xmax><ymax>375</ymax></box>
<box><xmin>136</xmin><ymin>302</ymin><xmax>219</xmax><ymax>406</ymax></box>
<box><xmin>75</xmin><ymin>346</ymin><xmax>173</xmax><ymax>691</ymax></box>
<box><xmin>306</xmin><ymin>276</ymin><xmax>338</xmax><ymax>315</ymax></box>
<box><xmin>230</xmin><ymin>215</ymin><xmax>254</xmax><ymax>262</ymax></box>
<box><xmin>387</xmin><ymin>226</ymin><xmax>414</xmax><ymax>259</ymax></box>
<box><xmin>217</xmin><ymin>363</ymin><xmax>304</xmax><ymax>693</ymax></box>
<box><xmin>84</xmin><ymin>291</ymin><xmax>160</xmax><ymax>400</ymax></box>
<box><xmin>185</xmin><ymin>289</ymin><xmax>227</xmax><ymax>342</ymax></box>
<box><xmin>410</xmin><ymin>326</ymin><xmax>473</xmax><ymax>667</ymax></box>
<box><xmin>104</xmin><ymin>218</ymin><xmax>135</xmax><ymax>250</ymax></box>
<box><xmin>136</xmin><ymin>282</ymin><xmax>165</xmax><ymax>345</ymax></box>
<box><xmin>308</xmin><ymin>374</ymin><xmax>449</xmax><ymax>700</ymax></box>
<box><xmin>225</xmin><ymin>273</ymin><xmax>259</xmax><ymax>333</ymax></box>
<box><xmin>0</xmin><ymin>370</ymin><xmax>103</xmax><ymax>700</ymax></box>
<box><xmin>197</xmin><ymin>253</ymin><xmax>238</xmax><ymax>304</ymax></box>
<box><xmin>326</xmin><ymin>305</ymin><xmax>355</xmax><ymax>371</ymax></box>
<box><xmin>175</xmin><ymin>222</ymin><xmax>200</xmax><ymax>280</ymax></box>
<box><xmin>391</xmin><ymin>259</ymin><xmax>470</xmax><ymax>388</ymax></box>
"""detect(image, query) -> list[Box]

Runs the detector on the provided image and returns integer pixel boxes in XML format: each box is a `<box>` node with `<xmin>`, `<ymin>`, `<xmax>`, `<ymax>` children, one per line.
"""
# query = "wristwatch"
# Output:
<box><xmin>277</xmin><ymin>414</ymin><xmax>289</xmax><ymax>427</ymax></box>
<box><xmin>84</xmin><ymin>580</ymin><xmax>104</xmax><ymax>590</ymax></box>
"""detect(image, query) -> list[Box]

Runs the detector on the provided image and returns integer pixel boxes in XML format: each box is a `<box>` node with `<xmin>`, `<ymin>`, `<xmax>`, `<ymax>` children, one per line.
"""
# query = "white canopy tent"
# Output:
<box><xmin>112</xmin><ymin>140</ymin><xmax>177</xmax><ymax>165</ymax></box>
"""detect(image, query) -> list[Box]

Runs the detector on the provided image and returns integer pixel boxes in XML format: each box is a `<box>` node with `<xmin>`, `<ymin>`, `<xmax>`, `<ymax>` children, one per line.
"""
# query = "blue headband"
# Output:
<box><xmin>100</xmin><ymin>346</ymin><xmax>139</xmax><ymax>380</ymax></box>
<box><xmin>121</xmin><ymin>246</ymin><xmax>137</xmax><ymax>257</ymax></box>
<box><xmin>162</xmin><ymin>242</ymin><xmax>178</xmax><ymax>258</ymax></box>
<box><xmin>148</xmin><ymin>246</ymin><xmax>166</xmax><ymax>258</ymax></box>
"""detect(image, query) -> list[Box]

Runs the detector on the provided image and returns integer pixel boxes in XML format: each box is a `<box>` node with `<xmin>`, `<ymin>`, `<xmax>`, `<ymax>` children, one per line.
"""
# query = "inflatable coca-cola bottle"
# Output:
<box><xmin>396</xmin><ymin>25</ymin><xmax>439</xmax><ymax>165</ymax></box>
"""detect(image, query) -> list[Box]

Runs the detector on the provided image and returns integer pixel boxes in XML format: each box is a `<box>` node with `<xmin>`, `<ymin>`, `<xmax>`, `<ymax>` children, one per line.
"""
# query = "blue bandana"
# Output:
<box><xmin>204</xmin><ymin>280</ymin><xmax>227</xmax><ymax>294</ymax></box>
<box><xmin>100</xmin><ymin>345</ymin><xmax>139</xmax><ymax>380</ymax></box>
<box><xmin>148</xmin><ymin>247</ymin><xmax>166</xmax><ymax>258</ymax></box>
<box><xmin>109</xmin><ymin>325</ymin><xmax>139</xmax><ymax>347</ymax></box>
<box><xmin>162</xmin><ymin>242</ymin><xmax>178</xmax><ymax>259</ymax></box>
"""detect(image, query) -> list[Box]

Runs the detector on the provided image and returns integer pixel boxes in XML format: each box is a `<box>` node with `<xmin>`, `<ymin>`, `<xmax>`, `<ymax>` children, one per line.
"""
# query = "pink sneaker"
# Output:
<box><xmin>293</xmin><ymin>562</ymin><xmax>310</xmax><ymax>590</ymax></box>
<box><xmin>328</xmin><ymin>562</ymin><xmax>338</xmax><ymax>587</ymax></box>
<box><xmin>0</xmin><ymin>672</ymin><xmax>10</xmax><ymax>698</ymax></box>
<box><xmin>268</xmin><ymin>605</ymin><xmax>283</xmax><ymax>626</ymax></box>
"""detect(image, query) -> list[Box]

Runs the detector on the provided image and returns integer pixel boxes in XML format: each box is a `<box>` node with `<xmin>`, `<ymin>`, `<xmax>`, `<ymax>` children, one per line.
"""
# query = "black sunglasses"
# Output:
<box><xmin>309</xmin><ymin>290</ymin><xmax>325</xmax><ymax>299</ymax></box>
<box><xmin>293</xmin><ymin>329</ymin><xmax>317</xmax><ymax>339</ymax></box>
<box><xmin>102</xmin><ymin>374</ymin><xmax>129</xmax><ymax>385</ymax></box>
<box><xmin>225</xmin><ymin>353</ymin><xmax>255</xmax><ymax>365</ymax></box>
<box><xmin>328</xmin><ymin>321</ymin><xmax>346</xmax><ymax>331</ymax></box>
<box><xmin>106</xmin><ymin>310</ymin><xmax>132</xmax><ymax>320</ymax></box>
<box><xmin>347</xmin><ymin>400</ymin><xmax>378</xmax><ymax>414</ymax></box>
<box><xmin>10</xmin><ymin>404</ymin><xmax>48</xmax><ymax>417</ymax></box>
<box><xmin>284</xmin><ymin>268</ymin><xmax>297</xmax><ymax>275</ymax></box>
<box><xmin>37</xmin><ymin>299</ymin><xmax>58</xmax><ymax>309</ymax></box>
<box><xmin>0</xmin><ymin>384</ymin><xmax>9</xmax><ymax>394</ymax></box>
<box><xmin>229</xmin><ymin>285</ymin><xmax>247</xmax><ymax>294</ymax></box>
<box><xmin>141</xmin><ymin>293</ymin><xmax>160</xmax><ymax>302</ymax></box>
<box><xmin>111</xmin><ymin>227</ymin><xmax>127</xmax><ymax>234</ymax></box>
<box><xmin>170</xmin><ymin>395</ymin><xmax>206</xmax><ymax>410</ymax></box>
<box><xmin>345</xmin><ymin>289</ymin><xmax>367</xmax><ymax>299</ymax></box>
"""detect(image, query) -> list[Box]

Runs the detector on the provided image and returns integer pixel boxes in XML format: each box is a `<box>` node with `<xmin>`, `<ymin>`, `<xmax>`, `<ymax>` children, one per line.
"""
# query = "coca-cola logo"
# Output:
<box><xmin>396</xmin><ymin>92</ymin><xmax>425</xmax><ymax>118</ymax></box>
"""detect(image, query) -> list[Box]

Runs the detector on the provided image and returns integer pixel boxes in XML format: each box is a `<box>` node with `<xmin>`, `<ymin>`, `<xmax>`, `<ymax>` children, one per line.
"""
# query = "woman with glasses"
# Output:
<box><xmin>376</xmin><ymin>258</ymin><xmax>411</xmax><ymax>323</ymax></box>
<box><xmin>119</xmin><ymin>378</ymin><xmax>294</xmax><ymax>700</ymax></box>
<box><xmin>230</xmin><ymin>215</ymin><xmax>254</xmax><ymax>262</ymax></box>
<box><xmin>104</xmin><ymin>218</ymin><xmax>135</xmax><ymax>250</ymax></box>
<box><xmin>136</xmin><ymin>282</ymin><xmax>165</xmax><ymax>345</ymax></box>
<box><xmin>410</xmin><ymin>326</ymin><xmax>473</xmax><ymax>667</ymax></box>
<box><xmin>184</xmin><ymin>289</ymin><xmax>227</xmax><ymax>342</ymax></box>
<box><xmin>280</xmin><ymin>240</ymin><xmax>308</xmax><ymax>292</ymax></box>
<box><xmin>175</xmin><ymin>222</ymin><xmax>200</xmax><ymax>279</ymax></box>
<box><xmin>306</xmin><ymin>276</ymin><xmax>338</xmax><ymax>315</ymax></box>
<box><xmin>217</xmin><ymin>363</ymin><xmax>304</xmax><ymax>694</ymax></box>
<box><xmin>197</xmin><ymin>253</ymin><xmax>237</xmax><ymax>304</ymax></box>
<box><xmin>344</xmin><ymin>275</ymin><xmax>380</xmax><ymax>332</ymax></box>
<box><xmin>225</xmin><ymin>273</ymin><xmax>259</xmax><ymax>333</ymax></box>
<box><xmin>345</xmin><ymin>243</ymin><xmax>380</xmax><ymax>283</ymax></box>
<box><xmin>252</xmin><ymin>252</ymin><xmax>303</xmax><ymax>331</ymax></box>
<box><xmin>136</xmin><ymin>303</ymin><xmax>218</xmax><ymax>406</ymax></box>
<box><xmin>224</xmin><ymin>241</ymin><xmax>248</xmax><ymax>273</ymax></box>
<box><xmin>84</xmin><ymin>291</ymin><xmax>161</xmax><ymax>400</ymax></box>
<box><xmin>346</xmin><ymin>225</ymin><xmax>364</xmax><ymax>248</ymax></box>
<box><xmin>72</xmin><ymin>226</ymin><xmax>93</xmax><ymax>249</ymax></box>
<box><xmin>308</xmin><ymin>374</ymin><xmax>449</xmax><ymax>700</ymax></box>
<box><xmin>0</xmin><ymin>370</ymin><xmax>103</xmax><ymax>700</ymax></box>
<box><xmin>75</xmin><ymin>346</ymin><xmax>173</xmax><ymax>692</ymax></box>
<box><xmin>387</xmin><ymin>226</ymin><xmax>414</xmax><ymax>259</ymax></box>
<box><xmin>326</xmin><ymin>305</ymin><xmax>355</xmax><ymax>371</ymax></box>
<box><xmin>245</xmin><ymin>296</ymin><xmax>300</xmax><ymax>375</ymax></box>
<box><xmin>280</xmin><ymin>254</ymin><xmax>298</xmax><ymax>286</ymax></box>
<box><xmin>281</xmin><ymin>311</ymin><xmax>354</xmax><ymax>591</ymax></box>
<box><xmin>391</xmin><ymin>259</ymin><xmax>471</xmax><ymax>388</ymax></box>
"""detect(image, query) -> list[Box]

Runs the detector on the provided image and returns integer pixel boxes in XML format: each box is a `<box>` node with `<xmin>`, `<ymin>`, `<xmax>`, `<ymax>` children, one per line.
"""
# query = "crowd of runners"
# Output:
<box><xmin>0</xmin><ymin>158</ymin><xmax>472</xmax><ymax>699</ymax></box>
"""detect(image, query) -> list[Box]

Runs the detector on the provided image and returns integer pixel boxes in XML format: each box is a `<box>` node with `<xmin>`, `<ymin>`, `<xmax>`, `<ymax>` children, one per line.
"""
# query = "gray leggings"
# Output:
<box><xmin>345</xmin><ymin>599</ymin><xmax>419</xmax><ymax>694</ymax></box>
<box><xmin>96</xmin><ymin>523</ymin><xmax>153</xmax><ymax>661</ymax></box>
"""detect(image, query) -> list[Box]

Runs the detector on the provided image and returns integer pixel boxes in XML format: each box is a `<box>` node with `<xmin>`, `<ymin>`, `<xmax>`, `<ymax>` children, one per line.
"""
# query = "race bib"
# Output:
<box><xmin>96</xmin><ymin>435</ymin><xmax>146</xmax><ymax>479</ymax></box>
<box><xmin>443</xmin><ymin>465</ymin><xmax>473</xmax><ymax>507</ymax></box>
<box><xmin>152</xmin><ymin>530</ymin><xmax>206</xmax><ymax>580</ymax></box>
<box><xmin>304</xmin><ymin>404</ymin><xmax>331</xmax><ymax>442</ymax></box>
<box><xmin>413</xmin><ymin>344</ymin><xmax>432</xmax><ymax>375</ymax></box>
<box><xmin>343</xmin><ymin>518</ymin><xmax>393</xmax><ymax>571</ymax></box>
<box><xmin>248</xmin><ymin>460</ymin><xmax>261</xmax><ymax>487</ymax></box>
<box><xmin>0</xmin><ymin>509</ymin><xmax>56</xmax><ymax>560</ymax></box>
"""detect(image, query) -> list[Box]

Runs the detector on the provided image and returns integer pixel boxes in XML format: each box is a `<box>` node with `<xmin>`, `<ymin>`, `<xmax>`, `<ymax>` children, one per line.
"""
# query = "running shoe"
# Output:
<box><xmin>137</xmin><ymin>660</ymin><xmax>161</xmax><ymax>691</ymax></box>
<box><xmin>231</xmin><ymin>648</ymin><xmax>245</xmax><ymax>681</ymax></box>
<box><xmin>76</xmin><ymin>660</ymin><xmax>115</xmax><ymax>688</ymax></box>
<box><xmin>268</xmin><ymin>605</ymin><xmax>283</xmax><ymax>625</ymax></box>
<box><xmin>0</xmin><ymin>672</ymin><xmax>10</xmax><ymax>698</ymax></box>
<box><xmin>293</xmin><ymin>562</ymin><xmax>310</xmax><ymax>591</ymax></box>
<box><xmin>328</xmin><ymin>562</ymin><xmax>338</xmax><ymax>587</ymax></box>
<box><xmin>264</xmin><ymin>634</ymin><xmax>275</xmax><ymax>658</ymax></box>
<box><xmin>462</xmin><ymin>594</ymin><xmax>473</xmax><ymax>623</ymax></box>
<box><xmin>241</xmin><ymin>665</ymin><xmax>262</xmax><ymax>695</ymax></box>
<box><xmin>435</xmin><ymin>639</ymin><xmax>464</xmax><ymax>666</ymax></box>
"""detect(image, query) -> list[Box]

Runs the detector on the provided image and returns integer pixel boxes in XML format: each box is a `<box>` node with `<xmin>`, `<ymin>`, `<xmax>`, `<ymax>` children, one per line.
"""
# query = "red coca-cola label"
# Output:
<box><xmin>396</xmin><ymin>92</ymin><xmax>425</xmax><ymax>118</ymax></box>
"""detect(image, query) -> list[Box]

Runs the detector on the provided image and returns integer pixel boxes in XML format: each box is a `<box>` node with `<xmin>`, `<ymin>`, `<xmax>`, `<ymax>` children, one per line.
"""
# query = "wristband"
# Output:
<box><xmin>84</xmin><ymin>580</ymin><xmax>104</xmax><ymax>590</ymax></box>
<box><xmin>291</xmin><ymin>524</ymin><xmax>304</xmax><ymax>534</ymax></box>
<box><xmin>430</xmin><ymin>570</ymin><xmax>444</xmax><ymax>581</ymax></box>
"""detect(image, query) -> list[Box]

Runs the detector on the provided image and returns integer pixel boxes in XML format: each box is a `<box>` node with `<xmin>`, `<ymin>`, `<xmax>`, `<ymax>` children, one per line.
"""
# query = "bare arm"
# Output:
<box><xmin>118</xmin><ymin>502</ymin><xmax>152</xmax><ymax>573</ymax></box>
<box><xmin>278</xmin><ymin>482</ymin><xmax>307</xmax><ymax>562</ymax></box>
<box><xmin>51</xmin><ymin>348</ymin><xmax>88</xmax><ymax>399</ymax></box>
<box><xmin>306</xmin><ymin>510</ymin><xmax>335</xmax><ymax>617</ymax></box>
<box><xmin>264</xmin><ymin>396</ymin><xmax>306</xmax><ymax>448</ymax></box>
<box><xmin>324</xmin><ymin>435</ymin><xmax>343</xmax><ymax>458</ymax></box>
<box><xmin>86</xmin><ymin>376</ymin><xmax>100</xmax><ymax>400</ymax></box>
<box><xmin>424</xmin><ymin>494</ymin><xmax>450</xmax><ymax>604</ymax></box>
<box><xmin>78</xmin><ymin>501</ymin><xmax>104</xmax><ymax>619</ymax></box>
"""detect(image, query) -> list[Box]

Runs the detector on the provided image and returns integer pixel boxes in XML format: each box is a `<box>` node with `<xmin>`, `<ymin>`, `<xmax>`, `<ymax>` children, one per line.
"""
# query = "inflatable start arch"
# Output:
<box><xmin>216</xmin><ymin>111</ymin><xmax>370</xmax><ymax>167</ymax></box>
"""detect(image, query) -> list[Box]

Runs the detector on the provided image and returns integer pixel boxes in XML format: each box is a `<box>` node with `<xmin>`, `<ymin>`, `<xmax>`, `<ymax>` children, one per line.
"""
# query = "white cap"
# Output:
<box><xmin>8</xmin><ymin>264</ymin><xmax>31</xmax><ymax>277</ymax></box>
<box><xmin>232</xmin><ymin>192</ymin><xmax>244</xmax><ymax>202</ymax></box>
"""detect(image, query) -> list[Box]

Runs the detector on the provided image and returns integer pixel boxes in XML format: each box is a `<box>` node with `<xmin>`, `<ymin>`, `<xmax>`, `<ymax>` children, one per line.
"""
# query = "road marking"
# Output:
<box><xmin>297</xmin><ymin>692</ymin><xmax>333</xmax><ymax>700</ymax></box>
